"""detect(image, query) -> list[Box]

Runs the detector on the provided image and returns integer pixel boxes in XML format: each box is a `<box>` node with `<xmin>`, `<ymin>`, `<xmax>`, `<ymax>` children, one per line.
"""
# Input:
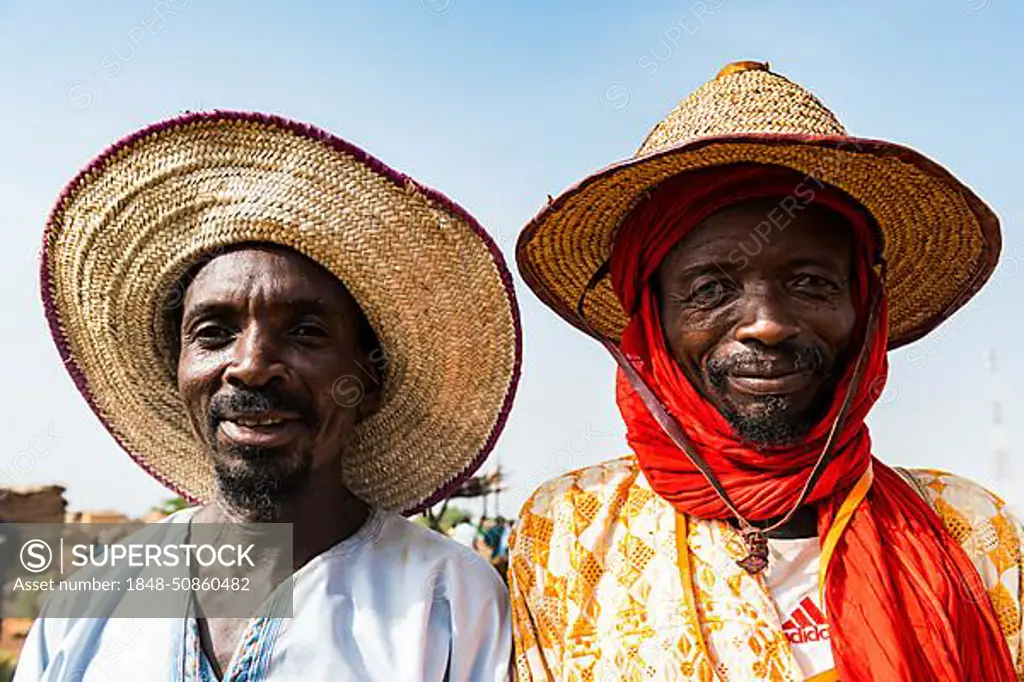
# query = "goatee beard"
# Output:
<box><xmin>212</xmin><ymin>447</ymin><xmax>313</xmax><ymax>522</ymax></box>
<box><xmin>714</xmin><ymin>393</ymin><xmax>827</xmax><ymax>447</ymax></box>
<box><xmin>205</xmin><ymin>386</ymin><xmax>318</xmax><ymax>521</ymax></box>
<box><xmin>706</xmin><ymin>344</ymin><xmax>836</xmax><ymax>448</ymax></box>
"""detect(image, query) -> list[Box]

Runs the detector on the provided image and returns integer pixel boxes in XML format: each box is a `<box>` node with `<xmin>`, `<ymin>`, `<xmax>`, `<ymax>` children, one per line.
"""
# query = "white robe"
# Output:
<box><xmin>15</xmin><ymin>508</ymin><xmax>512</xmax><ymax>681</ymax></box>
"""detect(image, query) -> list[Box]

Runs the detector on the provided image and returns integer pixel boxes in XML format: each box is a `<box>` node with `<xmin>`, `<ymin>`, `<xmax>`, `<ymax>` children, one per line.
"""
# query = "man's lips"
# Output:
<box><xmin>726</xmin><ymin>369</ymin><xmax>814</xmax><ymax>396</ymax></box>
<box><xmin>220</xmin><ymin>410</ymin><xmax>299</xmax><ymax>425</ymax></box>
<box><xmin>217</xmin><ymin>412</ymin><xmax>303</xmax><ymax>449</ymax></box>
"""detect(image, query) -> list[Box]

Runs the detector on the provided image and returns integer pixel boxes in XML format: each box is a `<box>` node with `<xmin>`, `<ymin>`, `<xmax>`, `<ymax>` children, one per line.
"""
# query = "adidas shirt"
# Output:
<box><xmin>765</xmin><ymin>537</ymin><xmax>833</xmax><ymax>679</ymax></box>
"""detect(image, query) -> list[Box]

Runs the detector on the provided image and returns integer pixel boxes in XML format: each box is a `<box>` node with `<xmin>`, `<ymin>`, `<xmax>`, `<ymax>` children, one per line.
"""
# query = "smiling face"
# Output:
<box><xmin>176</xmin><ymin>246</ymin><xmax>382</xmax><ymax>518</ymax></box>
<box><xmin>654</xmin><ymin>199</ymin><xmax>858</xmax><ymax>446</ymax></box>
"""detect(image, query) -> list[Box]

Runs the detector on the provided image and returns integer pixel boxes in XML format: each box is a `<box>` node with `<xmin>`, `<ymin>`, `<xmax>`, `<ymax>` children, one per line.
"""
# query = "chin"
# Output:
<box><xmin>213</xmin><ymin>458</ymin><xmax>314</xmax><ymax>517</ymax></box>
<box><xmin>721</xmin><ymin>397</ymin><xmax>823</xmax><ymax>447</ymax></box>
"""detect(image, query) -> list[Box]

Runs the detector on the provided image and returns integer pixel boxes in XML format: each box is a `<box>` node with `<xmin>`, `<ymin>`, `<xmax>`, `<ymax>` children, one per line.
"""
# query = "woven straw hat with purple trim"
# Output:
<box><xmin>518</xmin><ymin>61</ymin><xmax>1000</xmax><ymax>349</ymax></box>
<box><xmin>42</xmin><ymin>111</ymin><xmax>522</xmax><ymax>515</ymax></box>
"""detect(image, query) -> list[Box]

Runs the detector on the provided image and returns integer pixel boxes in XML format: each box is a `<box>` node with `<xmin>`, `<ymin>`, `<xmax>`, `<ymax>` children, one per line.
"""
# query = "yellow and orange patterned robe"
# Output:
<box><xmin>509</xmin><ymin>457</ymin><xmax>1024</xmax><ymax>681</ymax></box>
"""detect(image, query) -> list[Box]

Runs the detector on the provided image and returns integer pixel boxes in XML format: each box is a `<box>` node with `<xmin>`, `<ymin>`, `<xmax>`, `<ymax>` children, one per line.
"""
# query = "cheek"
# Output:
<box><xmin>660</xmin><ymin>302</ymin><xmax>732</xmax><ymax>371</ymax></box>
<box><xmin>813</xmin><ymin>301</ymin><xmax>858</xmax><ymax>356</ymax></box>
<box><xmin>661</xmin><ymin>314</ymin><xmax>721</xmax><ymax>374</ymax></box>
<box><xmin>177</xmin><ymin>350</ymin><xmax>222</xmax><ymax>413</ymax></box>
<box><xmin>321</xmin><ymin>404</ymin><xmax>360</xmax><ymax>435</ymax></box>
<box><xmin>309</xmin><ymin>388</ymin><xmax>362</xmax><ymax>453</ymax></box>
<box><xmin>306</xmin><ymin>356</ymin><xmax>365</xmax><ymax>430</ymax></box>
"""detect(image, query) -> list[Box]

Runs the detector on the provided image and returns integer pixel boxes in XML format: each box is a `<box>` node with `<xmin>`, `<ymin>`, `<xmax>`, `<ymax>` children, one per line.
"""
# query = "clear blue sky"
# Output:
<box><xmin>1</xmin><ymin>0</ymin><xmax>1021</xmax><ymax>517</ymax></box>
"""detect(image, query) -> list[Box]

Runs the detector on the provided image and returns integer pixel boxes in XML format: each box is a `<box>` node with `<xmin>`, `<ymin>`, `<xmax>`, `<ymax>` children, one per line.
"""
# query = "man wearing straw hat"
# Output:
<box><xmin>21</xmin><ymin>112</ymin><xmax>521</xmax><ymax>680</ymax></box>
<box><xmin>511</xmin><ymin>62</ymin><xmax>1024</xmax><ymax>681</ymax></box>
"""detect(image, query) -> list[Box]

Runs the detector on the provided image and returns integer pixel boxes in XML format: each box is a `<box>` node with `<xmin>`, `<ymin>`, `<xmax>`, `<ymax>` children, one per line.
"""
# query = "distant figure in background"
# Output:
<box><xmin>496</xmin><ymin>519</ymin><xmax>513</xmax><ymax>561</ymax></box>
<box><xmin>475</xmin><ymin>517</ymin><xmax>497</xmax><ymax>560</ymax></box>
<box><xmin>449</xmin><ymin>514</ymin><xmax>479</xmax><ymax>548</ymax></box>
<box><xmin>488</xmin><ymin>518</ymin><xmax>512</xmax><ymax>585</ymax></box>
<box><xmin>482</xmin><ymin>517</ymin><xmax>508</xmax><ymax>562</ymax></box>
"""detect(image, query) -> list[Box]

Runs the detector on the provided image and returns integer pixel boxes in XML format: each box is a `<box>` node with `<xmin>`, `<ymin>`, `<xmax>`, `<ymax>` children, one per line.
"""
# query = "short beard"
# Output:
<box><xmin>212</xmin><ymin>446</ymin><xmax>313</xmax><ymax>522</ymax></box>
<box><xmin>205</xmin><ymin>386</ymin><xmax>317</xmax><ymax>522</ymax></box>
<box><xmin>712</xmin><ymin>393</ymin><xmax>826</xmax><ymax>446</ymax></box>
<box><xmin>706</xmin><ymin>346</ymin><xmax>836</xmax><ymax>448</ymax></box>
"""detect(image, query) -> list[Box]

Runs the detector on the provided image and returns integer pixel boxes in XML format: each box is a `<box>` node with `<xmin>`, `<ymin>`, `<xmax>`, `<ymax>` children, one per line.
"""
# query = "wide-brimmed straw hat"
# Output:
<box><xmin>42</xmin><ymin>111</ymin><xmax>521</xmax><ymax>514</ymax></box>
<box><xmin>517</xmin><ymin>61</ymin><xmax>999</xmax><ymax>348</ymax></box>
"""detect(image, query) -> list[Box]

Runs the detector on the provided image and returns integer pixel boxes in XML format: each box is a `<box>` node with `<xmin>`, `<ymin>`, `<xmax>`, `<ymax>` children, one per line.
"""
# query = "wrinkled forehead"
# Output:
<box><xmin>660</xmin><ymin>199</ymin><xmax>856</xmax><ymax>274</ymax></box>
<box><xmin>181</xmin><ymin>243</ymin><xmax>356</xmax><ymax>313</ymax></box>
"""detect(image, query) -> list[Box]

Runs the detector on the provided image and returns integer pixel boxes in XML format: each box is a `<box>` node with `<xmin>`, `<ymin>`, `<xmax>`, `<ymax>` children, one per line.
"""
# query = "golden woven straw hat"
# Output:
<box><xmin>517</xmin><ymin>61</ymin><xmax>999</xmax><ymax>348</ymax></box>
<box><xmin>42</xmin><ymin>111</ymin><xmax>521</xmax><ymax>514</ymax></box>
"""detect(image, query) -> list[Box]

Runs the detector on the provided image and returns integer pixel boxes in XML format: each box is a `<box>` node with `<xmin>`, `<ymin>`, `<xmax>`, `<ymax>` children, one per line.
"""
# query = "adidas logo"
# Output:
<box><xmin>782</xmin><ymin>596</ymin><xmax>830</xmax><ymax>644</ymax></box>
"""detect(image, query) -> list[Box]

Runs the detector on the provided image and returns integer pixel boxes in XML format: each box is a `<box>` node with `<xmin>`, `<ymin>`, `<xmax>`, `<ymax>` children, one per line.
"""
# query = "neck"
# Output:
<box><xmin>204</xmin><ymin>463</ymin><xmax>370</xmax><ymax>570</ymax></box>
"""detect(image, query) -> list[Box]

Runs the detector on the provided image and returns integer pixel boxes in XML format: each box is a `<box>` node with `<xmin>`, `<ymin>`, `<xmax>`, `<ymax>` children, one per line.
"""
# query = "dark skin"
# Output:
<box><xmin>655</xmin><ymin>200</ymin><xmax>857</xmax><ymax>539</ymax></box>
<box><xmin>177</xmin><ymin>246</ymin><xmax>382</xmax><ymax>677</ymax></box>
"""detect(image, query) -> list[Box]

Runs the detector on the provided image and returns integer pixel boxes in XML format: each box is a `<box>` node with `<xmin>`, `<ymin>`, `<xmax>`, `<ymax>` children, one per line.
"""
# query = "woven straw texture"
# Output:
<box><xmin>42</xmin><ymin>112</ymin><xmax>521</xmax><ymax>514</ymax></box>
<box><xmin>517</xmin><ymin>63</ymin><xmax>999</xmax><ymax>349</ymax></box>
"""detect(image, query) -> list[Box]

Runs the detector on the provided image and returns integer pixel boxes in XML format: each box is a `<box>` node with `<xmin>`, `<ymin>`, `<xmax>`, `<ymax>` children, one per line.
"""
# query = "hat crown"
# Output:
<box><xmin>637</xmin><ymin>61</ymin><xmax>847</xmax><ymax>157</ymax></box>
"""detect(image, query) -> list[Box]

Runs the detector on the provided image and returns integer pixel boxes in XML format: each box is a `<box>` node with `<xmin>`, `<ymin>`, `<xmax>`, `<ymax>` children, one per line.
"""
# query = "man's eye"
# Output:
<box><xmin>191</xmin><ymin>324</ymin><xmax>234</xmax><ymax>347</ymax></box>
<box><xmin>685</xmin><ymin>280</ymin><xmax>729</xmax><ymax>309</ymax></box>
<box><xmin>195</xmin><ymin>325</ymin><xmax>232</xmax><ymax>340</ymax></box>
<box><xmin>792</xmin><ymin>274</ymin><xmax>838</xmax><ymax>291</ymax></box>
<box><xmin>291</xmin><ymin>324</ymin><xmax>328</xmax><ymax>338</ymax></box>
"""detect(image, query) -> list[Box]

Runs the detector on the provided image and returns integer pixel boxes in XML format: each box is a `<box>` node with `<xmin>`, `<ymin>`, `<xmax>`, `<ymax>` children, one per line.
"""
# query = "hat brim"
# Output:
<box><xmin>43</xmin><ymin>111</ymin><xmax>522</xmax><ymax>515</ymax></box>
<box><xmin>517</xmin><ymin>134</ymin><xmax>999</xmax><ymax>349</ymax></box>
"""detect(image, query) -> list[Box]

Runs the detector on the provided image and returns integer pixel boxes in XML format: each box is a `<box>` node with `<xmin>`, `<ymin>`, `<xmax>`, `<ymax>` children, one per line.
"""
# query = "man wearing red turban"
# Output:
<box><xmin>512</xmin><ymin>62</ymin><xmax>1023</xmax><ymax>681</ymax></box>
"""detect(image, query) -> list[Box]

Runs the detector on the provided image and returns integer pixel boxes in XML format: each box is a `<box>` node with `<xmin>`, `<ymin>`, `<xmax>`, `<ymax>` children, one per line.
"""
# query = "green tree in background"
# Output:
<box><xmin>415</xmin><ymin>505</ymin><xmax>472</xmax><ymax>534</ymax></box>
<box><xmin>419</xmin><ymin>469</ymin><xmax>505</xmax><ymax>533</ymax></box>
<box><xmin>151</xmin><ymin>497</ymin><xmax>191</xmax><ymax>516</ymax></box>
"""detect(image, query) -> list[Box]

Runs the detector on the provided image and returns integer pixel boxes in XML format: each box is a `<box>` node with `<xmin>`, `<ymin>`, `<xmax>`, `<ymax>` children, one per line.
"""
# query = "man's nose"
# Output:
<box><xmin>734</xmin><ymin>286</ymin><xmax>801</xmax><ymax>347</ymax></box>
<box><xmin>222</xmin><ymin>327</ymin><xmax>288</xmax><ymax>388</ymax></box>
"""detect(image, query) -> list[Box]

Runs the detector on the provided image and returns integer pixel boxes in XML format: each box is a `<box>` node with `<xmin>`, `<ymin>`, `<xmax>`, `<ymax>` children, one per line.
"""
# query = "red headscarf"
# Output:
<box><xmin>609</xmin><ymin>164</ymin><xmax>1015</xmax><ymax>680</ymax></box>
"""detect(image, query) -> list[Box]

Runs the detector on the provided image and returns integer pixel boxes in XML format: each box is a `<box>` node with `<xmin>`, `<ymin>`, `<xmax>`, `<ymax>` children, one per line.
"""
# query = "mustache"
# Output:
<box><xmin>707</xmin><ymin>343</ymin><xmax>826</xmax><ymax>379</ymax></box>
<box><xmin>207</xmin><ymin>386</ymin><xmax>317</xmax><ymax>432</ymax></box>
